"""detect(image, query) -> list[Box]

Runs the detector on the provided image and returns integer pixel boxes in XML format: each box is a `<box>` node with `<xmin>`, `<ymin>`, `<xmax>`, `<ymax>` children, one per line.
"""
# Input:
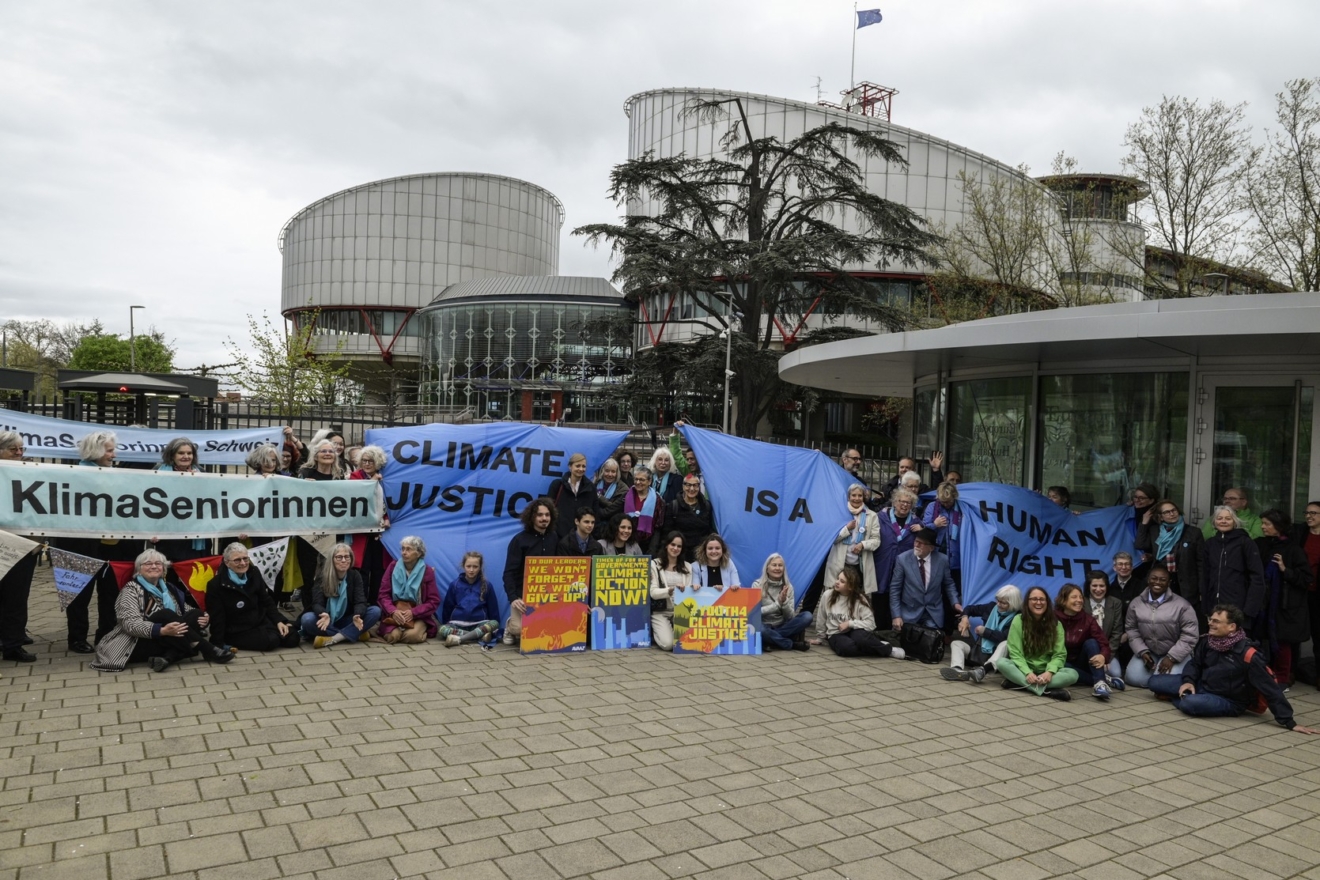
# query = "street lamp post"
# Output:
<box><xmin>129</xmin><ymin>305</ymin><xmax>145</xmax><ymax>371</ymax></box>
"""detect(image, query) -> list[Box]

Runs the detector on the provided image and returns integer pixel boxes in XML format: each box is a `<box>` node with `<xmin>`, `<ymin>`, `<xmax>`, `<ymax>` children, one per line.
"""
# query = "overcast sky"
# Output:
<box><xmin>1</xmin><ymin>0</ymin><xmax>1315</xmax><ymax>377</ymax></box>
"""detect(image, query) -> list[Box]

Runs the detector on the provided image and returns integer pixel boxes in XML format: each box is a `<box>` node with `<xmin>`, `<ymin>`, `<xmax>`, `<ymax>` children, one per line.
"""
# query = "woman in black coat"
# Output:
<box><xmin>547</xmin><ymin>453</ymin><xmax>599</xmax><ymax>538</ymax></box>
<box><xmin>1136</xmin><ymin>498</ymin><xmax>1204</xmax><ymax>606</ymax></box>
<box><xmin>206</xmin><ymin>544</ymin><xmax>300</xmax><ymax>652</ymax></box>
<box><xmin>1200</xmin><ymin>505</ymin><xmax>1265</xmax><ymax>621</ymax></box>
<box><xmin>667</xmin><ymin>474</ymin><xmax>716</xmax><ymax>561</ymax></box>
<box><xmin>1256</xmin><ymin>509</ymin><xmax>1313</xmax><ymax>685</ymax></box>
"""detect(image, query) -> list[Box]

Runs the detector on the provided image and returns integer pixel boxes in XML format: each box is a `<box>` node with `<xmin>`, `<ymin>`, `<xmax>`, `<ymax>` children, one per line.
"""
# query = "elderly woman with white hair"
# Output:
<box><xmin>0</xmin><ymin>432</ymin><xmax>39</xmax><ymax>662</ymax></box>
<box><xmin>62</xmin><ymin>430</ymin><xmax>130</xmax><ymax>653</ymax></box>
<box><xmin>378</xmin><ymin>535</ymin><xmax>441</xmax><ymax>644</ymax></box>
<box><xmin>92</xmin><ymin>549</ymin><xmax>233</xmax><ymax>672</ymax></box>
<box><xmin>1200</xmin><ymin>504</ymin><xmax>1266</xmax><ymax>622</ymax></box>
<box><xmin>301</xmin><ymin>542</ymin><xmax>382</xmax><ymax>648</ymax></box>
<box><xmin>647</xmin><ymin>447</ymin><xmax>682</xmax><ymax>505</ymax></box>
<box><xmin>298</xmin><ymin>438</ymin><xmax>345</xmax><ymax>481</ymax></box>
<box><xmin>347</xmin><ymin>444</ymin><xmax>391</xmax><ymax>596</ymax></box>
<box><xmin>205</xmin><ymin>543</ymin><xmax>300</xmax><ymax>653</ymax></box>
<box><xmin>245</xmin><ymin>444</ymin><xmax>282</xmax><ymax>475</ymax></box>
<box><xmin>940</xmin><ymin>585</ymin><xmax>1022</xmax><ymax>683</ymax></box>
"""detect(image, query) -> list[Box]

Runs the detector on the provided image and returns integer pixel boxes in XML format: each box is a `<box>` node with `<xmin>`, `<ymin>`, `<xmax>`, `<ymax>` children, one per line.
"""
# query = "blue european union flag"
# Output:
<box><xmin>857</xmin><ymin>8</ymin><xmax>883</xmax><ymax>28</ymax></box>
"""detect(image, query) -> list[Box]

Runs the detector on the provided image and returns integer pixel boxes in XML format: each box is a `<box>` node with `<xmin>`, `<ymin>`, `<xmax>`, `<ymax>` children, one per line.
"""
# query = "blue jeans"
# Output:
<box><xmin>764</xmin><ymin>612</ymin><xmax>812</xmax><ymax>649</ymax></box>
<box><xmin>300</xmin><ymin>606</ymin><xmax>382</xmax><ymax>642</ymax></box>
<box><xmin>1148</xmin><ymin>673</ymin><xmax>1242</xmax><ymax>717</ymax></box>
<box><xmin>1066</xmin><ymin>638</ymin><xmax>1108</xmax><ymax>686</ymax></box>
<box><xmin>1125</xmin><ymin>654</ymin><xmax>1188</xmax><ymax>688</ymax></box>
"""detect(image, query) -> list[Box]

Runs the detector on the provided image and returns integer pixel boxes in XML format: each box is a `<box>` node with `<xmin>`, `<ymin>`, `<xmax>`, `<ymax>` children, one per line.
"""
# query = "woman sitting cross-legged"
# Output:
<box><xmin>438</xmin><ymin>551</ymin><xmax>502</xmax><ymax>649</ymax></box>
<box><xmin>378</xmin><ymin>535</ymin><xmax>441</xmax><ymax>644</ymax></box>
<box><xmin>92</xmin><ymin>549</ymin><xmax>234</xmax><ymax>672</ymax></box>
<box><xmin>941</xmin><ymin>584</ymin><xmax>1021</xmax><ymax>683</ymax></box>
<box><xmin>815</xmin><ymin>568</ymin><xmax>904</xmax><ymax>659</ymax></box>
<box><xmin>1055</xmin><ymin>583</ymin><xmax>1123</xmax><ymax>700</ymax></box>
<box><xmin>207</xmin><ymin>543</ymin><xmax>301</xmax><ymax>653</ymax></box>
<box><xmin>995</xmin><ymin>586</ymin><xmax>1078</xmax><ymax>701</ymax></box>
<box><xmin>300</xmin><ymin>543</ymin><xmax>382</xmax><ymax>649</ymax></box>
<box><xmin>649</xmin><ymin>531</ymin><xmax>693</xmax><ymax>652</ymax></box>
<box><xmin>1123</xmin><ymin>563</ymin><xmax>1199</xmax><ymax>688</ymax></box>
<box><xmin>750</xmin><ymin>553</ymin><xmax>813</xmax><ymax>651</ymax></box>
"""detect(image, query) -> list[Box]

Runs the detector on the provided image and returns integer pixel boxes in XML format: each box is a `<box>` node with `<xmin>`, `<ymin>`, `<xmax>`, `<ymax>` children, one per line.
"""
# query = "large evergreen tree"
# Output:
<box><xmin>575</xmin><ymin>97</ymin><xmax>938</xmax><ymax>437</ymax></box>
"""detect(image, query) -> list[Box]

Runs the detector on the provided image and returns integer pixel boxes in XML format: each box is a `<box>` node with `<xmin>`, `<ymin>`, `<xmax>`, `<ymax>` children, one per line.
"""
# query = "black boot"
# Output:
<box><xmin>196</xmin><ymin>639</ymin><xmax>233</xmax><ymax>664</ymax></box>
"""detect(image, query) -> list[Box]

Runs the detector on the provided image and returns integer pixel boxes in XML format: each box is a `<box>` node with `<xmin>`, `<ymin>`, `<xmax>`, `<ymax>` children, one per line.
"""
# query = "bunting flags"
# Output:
<box><xmin>0</xmin><ymin>530</ymin><xmax>40</xmax><ymax>581</ymax></box>
<box><xmin>248</xmin><ymin>539</ymin><xmax>290</xmax><ymax>590</ymax></box>
<box><xmin>171</xmin><ymin>556</ymin><xmax>224</xmax><ymax>611</ymax></box>
<box><xmin>48</xmin><ymin>546</ymin><xmax>103</xmax><ymax>612</ymax></box>
<box><xmin>108</xmin><ymin>561</ymin><xmax>137</xmax><ymax>590</ymax></box>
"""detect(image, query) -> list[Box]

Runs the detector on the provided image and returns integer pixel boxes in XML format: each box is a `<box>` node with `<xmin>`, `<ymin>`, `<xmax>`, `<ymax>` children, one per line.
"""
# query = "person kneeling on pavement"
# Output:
<box><xmin>1148</xmin><ymin>604</ymin><xmax>1319</xmax><ymax>733</ymax></box>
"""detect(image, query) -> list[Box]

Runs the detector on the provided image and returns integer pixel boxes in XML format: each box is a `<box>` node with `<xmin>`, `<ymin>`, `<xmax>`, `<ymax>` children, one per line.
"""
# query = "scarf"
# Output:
<box><xmin>1088</xmin><ymin>598</ymin><xmax>1106</xmax><ymax>629</ymax></box>
<box><xmin>1155</xmin><ymin>518</ymin><xmax>1183</xmax><ymax>560</ymax></box>
<box><xmin>654</xmin><ymin>471</ymin><xmax>671</xmax><ymax>498</ymax></box>
<box><xmin>625</xmin><ymin>488</ymin><xmax>658</xmax><ymax>535</ymax></box>
<box><xmin>885</xmin><ymin>510</ymin><xmax>915</xmax><ymax>542</ymax></box>
<box><xmin>230</xmin><ymin>571</ymin><xmax>248</xmax><ymax>587</ymax></box>
<box><xmin>980</xmin><ymin>607</ymin><xmax>1014</xmax><ymax>655</ymax></box>
<box><xmin>392</xmin><ymin>561</ymin><xmax>425</xmax><ymax>604</ymax></box>
<box><xmin>597</xmin><ymin>479</ymin><xmax>619</xmax><ymax>500</ymax></box>
<box><xmin>1208</xmin><ymin>629</ymin><xmax>1248</xmax><ymax>653</ymax></box>
<box><xmin>327</xmin><ymin>576</ymin><xmax>349</xmax><ymax>622</ymax></box>
<box><xmin>137</xmin><ymin>575</ymin><xmax>178</xmax><ymax>614</ymax></box>
<box><xmin>847</xmin><ymin>505</ymin><xmax>869</xmax><ymax>547</ymax></box>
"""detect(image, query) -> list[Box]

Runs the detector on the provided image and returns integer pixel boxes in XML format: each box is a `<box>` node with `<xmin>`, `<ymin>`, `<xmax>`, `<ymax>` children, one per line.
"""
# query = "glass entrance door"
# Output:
<box><xmin>1193</xmin><ymin>378</ymin><xmax>1315</xmax><ymax>524</ymax></box>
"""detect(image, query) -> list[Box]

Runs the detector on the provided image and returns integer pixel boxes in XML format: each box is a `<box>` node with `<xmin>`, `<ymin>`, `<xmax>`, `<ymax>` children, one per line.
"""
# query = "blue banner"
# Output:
<box><xmin>679</xmin><ymin>426</ymin><xmax>855</xmax><ymax>594</ymax></box>
<box><xmin>0</xmin><ymin>409</ymin><xmax>283</xmax><ymax>465</ymax></box>
<box><xmin>954</xmin><ymin>483</ymin><xmax>1138</xmax><ymax>606</ymax></box>
<box><xmin>366</xmin><ymin>423</ymin><xmax>628</xmax><ymax>622</ymax></box>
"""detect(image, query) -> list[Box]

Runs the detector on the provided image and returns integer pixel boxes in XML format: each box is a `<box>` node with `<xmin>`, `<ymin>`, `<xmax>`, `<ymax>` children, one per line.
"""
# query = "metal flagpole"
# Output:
<box><xmin>850</xmin><ymin>3</ymin><xmax>857</xmax><ymax>91</ymax></box>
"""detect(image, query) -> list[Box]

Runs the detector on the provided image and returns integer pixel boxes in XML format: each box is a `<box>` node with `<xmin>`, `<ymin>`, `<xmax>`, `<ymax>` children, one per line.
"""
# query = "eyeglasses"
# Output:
<box><xmin>1159</xmin><ymin>508</ymin><xmax>1179</xmax><ymax>517</ymax></box>
<box><xmin>1131</xmin><ymin>493</ymin><xmax>1150</xmax><ymax>502</ymax></box>
<box><xmin>141</xmin><ymin>561</ymin><xmax>165</xmax><ymax>568</ymax></box>
<box><xmin>1305</xmin><ymin>511</ymin><xmax>1320</xmax><ymax>517</ymax></box>
<box><xmin>230</xmin><ymin>557</ymin><xmax>250</xmax><ymax>563</ymax></box>
<box><xmin>332</xmin><ymin>554</ymin><xmax>353</xmax><ymax>560</ymax></box>
<box><xmin>1222</xmin><ymin>495</ymin><xmax>1244</xmax><ymax>502</ymax></box>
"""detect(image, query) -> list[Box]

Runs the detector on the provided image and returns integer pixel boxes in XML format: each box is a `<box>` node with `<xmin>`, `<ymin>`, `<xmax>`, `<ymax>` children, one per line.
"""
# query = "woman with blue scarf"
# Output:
<box><xmin>824</xmin><ymin>484</ymin><xmax>882</xmax><ymax>597</ymax></box>
<box><xmin>941</xmin><ymin>585</ymin><xmax>1021</xmax><ymax>682</ymax></box>
<box><xmin>1135</xmin><ymin>499</ymin><xmax>1203</xmax><ymax>606</ymax></box>
<box><xmin>302</xmin><ymin>542</ymin><xmax>382</xmax><ymax>648</ymax></box>
<box><xmin>378</xmin><ymin>536</ymin><xmax>441</xmax><ymax>644</ymax></box>
<box><xmin>92</xmin><ymin>550</ymin><xmax>233</xmax><ymax>672</ymax></box>
<box><xmin>206</xmin><ymin>543</ymin><xmax>300</xmax><ymax>653</ymax></box>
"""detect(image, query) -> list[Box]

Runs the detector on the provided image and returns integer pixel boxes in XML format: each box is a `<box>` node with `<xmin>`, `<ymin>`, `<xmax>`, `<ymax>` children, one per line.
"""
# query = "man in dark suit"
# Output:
<box><xmin>889</xmin><ymin>529</ymin><xmax>961</xmax><ymax>631</ymax></box>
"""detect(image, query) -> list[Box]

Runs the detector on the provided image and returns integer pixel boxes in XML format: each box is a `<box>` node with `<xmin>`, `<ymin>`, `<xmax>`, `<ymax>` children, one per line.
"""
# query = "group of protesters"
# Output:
<box><xmin>0</xmin><ymin>425</ymin><xmax>1317</xmax><ymax>735</ymax></box>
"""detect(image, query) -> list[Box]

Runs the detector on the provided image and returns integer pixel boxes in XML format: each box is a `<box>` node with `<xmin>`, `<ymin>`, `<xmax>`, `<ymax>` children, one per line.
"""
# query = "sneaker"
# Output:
<box><xmin>149</xmin><ymin>656</ymin><xmax>171</xmax><ymax>672</ymax></box>
<box><xmin>791</xmin><ymin>641</ymin><xmax>810</xmax><ymax>652</ymax></box>
<box><xmin>1092</xmin><ymin>681</ymin><xmax>1111</xmax><ymax>700</ymax></box>
<box><xmin>940</xmin><ymin>667</ymin><xmax>970</xmax><ymax>681</ymax></box>
<box><xmin>359</xmin><ymin>632</ymin><xmax>372</xmax><ymax>643</ymax></box>
<box><xmin>501</xmin><ymin>631</ymin><xmax>516</xmax><ymax>646</ymax></box>
<box><xmin>1001</xmin><ymin>679</ymin><xmax>1017</xmax><ymax>690</ymax></box>
<box><xmin>313</xmin><ymin>636</ymin><xmax>333</xmax><ymax>649</ymax></box>
<box><xmin>1107</xmin><ymin>674</ymin><xmax>1126</xmax><ymax>692</ymax></box>
<box><xmin>889</xmin><ymin>647</ymin><xmax>906</xmax><ymax>660</ymax></box>
<box><xmin>969</xmin><ymin>666</ymin><xmax>987</xmax><ymax>684</ymax></box>
<box><xmin>444</xmin><ymin>634</ymin><xmax>461</xmax><ymax>647</ymax></box>
<box><xmin>480</xmin><ymin>634</ymin><xmax>496</xmax><ymax>653</ymax></box>
<box><xmin>1043</xmin><ymin>688</ymin><xmax>1072</xmax><ymax>701</ymax></box>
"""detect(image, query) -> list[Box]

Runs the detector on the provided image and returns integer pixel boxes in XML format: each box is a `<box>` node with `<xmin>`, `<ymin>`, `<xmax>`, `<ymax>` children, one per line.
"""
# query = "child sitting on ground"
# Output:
<box><xmin>438</xmin><ymin>551</ymin><xmax>502</xmax><ymax>649</ymax></box>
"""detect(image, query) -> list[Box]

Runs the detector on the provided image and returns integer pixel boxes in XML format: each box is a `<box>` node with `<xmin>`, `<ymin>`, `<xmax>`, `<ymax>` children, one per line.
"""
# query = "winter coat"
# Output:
<box><xmin>667</xmin><ymin>494</ymin><xmax>716</xmax><ymax>557</ymax></box>
<box><xmin>206</xmin><ymin>565</ymin><xmax>288</xmax><ymax>646</ymax></box>
<box><xmin>378</xmin><ymin>561</ymin><xmax>441</xmax><ymax>639</ymax></box>
<box><xmin>1256</xmin><ymin>535</ymin><xmax>1313</xmax><ymax>644</ymax></box>
<box><xmin>1055</xmin><ymin>609</ymin><xmax>1112</xmax><ymax>664</ymax></box>
<box><xmin>546</xmin><ymin>475</ymin><xmax>599</xmax><ymax>538</ymax></box>
<box><xmin>91</xmin><ymin>580</ymin><xmax>197</xmax><ymax>673</ymax></box>
<box><xmin>308</xmin><ymin>569</ymin><xmax>371</xmax><ymax>623</ymax></box>
<box><xmin>596</xmin><ymin>539</ymin><xmax>645</xmax><ymax>556</ymax></box>
<box><xmin>558</xmin><ymin>531</ymin><xmax>603</xmax><ymax>557</ymax></box>
<box><xmin>440</xmin><ymin>574</ymin><xmax>502</xmax><ymax>627</ymax></box>
<box><xmin>871</xmin><ymin>511</ymin><xmax>919</xmax><ymax>599</ymax></box>
<box><xmin>1124</xmin><ymin>590</ymin><xmax>1199</xmax><ymax>662</ymax></box>
<box><xmin>1182</xmin><ymin>637</ymin><xmax>1295</xmax><ymax>728</ymax></box>
<box><xmin>1135</xmin><ymin>519</ymin><xmax>1204</xmax><ymax>604</ymax></box>
<box><xmin>961</xmin><ymin>601</ymin><xmax>1017</xmax><ymax>652</ymax></box>
<box><xmin>823</xmin><ymin>507</ymin><xmax>881</xmax><ymax>595</ymax></box>
<box><xmin>1200</xmin><ymin>528</ymin><xmax>1265</xmax><ymax>619</ymax></box>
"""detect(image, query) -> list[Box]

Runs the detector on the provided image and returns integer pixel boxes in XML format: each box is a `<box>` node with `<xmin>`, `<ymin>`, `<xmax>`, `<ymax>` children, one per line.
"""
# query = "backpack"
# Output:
<box><xmin>1242</xmin><ymin>646</ymin><xmax>1273</xmax><ymax>715</ymax></box>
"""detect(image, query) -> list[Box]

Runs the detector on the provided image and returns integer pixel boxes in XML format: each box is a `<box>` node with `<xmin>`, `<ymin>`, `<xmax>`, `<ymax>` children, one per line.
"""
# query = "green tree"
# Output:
<box><xmin>575</xmin><ymin>97</ymin><xmax>938</xmax><ymax>437</ymax></box>
<box><xmin>2</xmin><ymin>318</ymin><xmax>103</xmax><ymax>395</ymax></box>
<box><xmin>223</xmin><ymin>311</ymin><xmax>350</xmax><ymax>416</ymax></box>
<box><xmin>68</xmin><ymin>331</ymin><xmax>174</xmax><ymax>373</ymax></box>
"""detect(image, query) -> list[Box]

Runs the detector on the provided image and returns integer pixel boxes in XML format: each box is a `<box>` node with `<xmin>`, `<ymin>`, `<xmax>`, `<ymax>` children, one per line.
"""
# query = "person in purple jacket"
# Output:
<box><xmin>438</xmin><ymin>551</ymin><xmax>503</xmax><ymax>649</ymax></box>
<box><xmin>378</xmin><ymin>536</ymin><xmax>441</xmax><ymax>644</ymax></box>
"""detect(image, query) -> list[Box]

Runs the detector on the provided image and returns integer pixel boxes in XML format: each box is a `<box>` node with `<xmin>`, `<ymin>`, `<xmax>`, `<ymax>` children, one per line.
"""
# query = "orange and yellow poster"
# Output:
<box><xmin>520</xmin><ymin>556</ymin><xmax>590</xmax><ymax>654</ymax></box>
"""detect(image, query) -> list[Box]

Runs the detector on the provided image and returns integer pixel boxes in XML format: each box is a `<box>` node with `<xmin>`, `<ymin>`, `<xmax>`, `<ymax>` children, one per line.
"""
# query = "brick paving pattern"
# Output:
<box><xmin>4</xmin><ymin>565</ymin><xmax>1320</xmax><ymax>879</ymax></box>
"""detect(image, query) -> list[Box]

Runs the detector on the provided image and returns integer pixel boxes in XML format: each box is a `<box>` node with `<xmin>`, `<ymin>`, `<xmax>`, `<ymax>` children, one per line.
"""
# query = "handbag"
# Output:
<box><xmin>900</xmin><ymin>622</ymin><xmax>946</xmax><ymax>664</ymax></box>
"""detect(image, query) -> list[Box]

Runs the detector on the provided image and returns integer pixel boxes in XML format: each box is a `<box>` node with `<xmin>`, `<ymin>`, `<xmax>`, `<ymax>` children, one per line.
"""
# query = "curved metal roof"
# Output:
<box><xmin>276</xmin><ymin>172</ymin><xmax>565</xmax><ymax>254</ymax></box>
<box><xmin>779</xmin><ymin>292</ymin><xmax>1320</xmax><ymax>397</ymax></box>
<box><xmin>422</xmin><ymin>275</ymin><xmax>624</xmax><ymax>308</ymax></box>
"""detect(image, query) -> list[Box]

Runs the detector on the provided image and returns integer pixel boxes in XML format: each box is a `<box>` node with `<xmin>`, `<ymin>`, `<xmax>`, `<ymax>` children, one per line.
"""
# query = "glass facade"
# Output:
<box><xmin>418</xmin><ymin>299</ymin><xmax>631</xmax><ymax>421</ymax></box>
<box><xmin>948</xmin><ymin>377</ymin><xmax>1033</xmax><ymax>486</ymax></box>
<box><xmin>1212</xmin><ymin>385</ymin><xmax>1313</xmax><ymax>517</ymax></box>
<box><xmin>1040</xmin><ymin>373</ymin><xmax>1189</xmax><ymax>509</ymax></box>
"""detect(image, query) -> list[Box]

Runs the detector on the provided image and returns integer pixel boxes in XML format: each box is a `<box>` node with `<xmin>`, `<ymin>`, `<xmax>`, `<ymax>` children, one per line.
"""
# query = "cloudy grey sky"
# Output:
<box><xmin>1</xmin><ymin>0</ymin><xmax>1315</xmax><ymax>376</ymax></box>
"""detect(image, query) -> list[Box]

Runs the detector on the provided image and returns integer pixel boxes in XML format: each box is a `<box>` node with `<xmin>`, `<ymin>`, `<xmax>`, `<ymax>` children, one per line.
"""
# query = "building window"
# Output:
<box><xmin>948</xmin><ymin>377</ymin><xmax>1032</xmax><ymax>486</ymax></box>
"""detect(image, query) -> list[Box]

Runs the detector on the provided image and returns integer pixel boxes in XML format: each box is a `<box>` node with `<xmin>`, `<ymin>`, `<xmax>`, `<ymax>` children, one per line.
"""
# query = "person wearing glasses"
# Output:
<box><xmin>1201</xmin><ymin>488</ymin><xmax>1263</xmax><ymax>540</ymax></box>
<box><xmin>205</xmin><ymin>543</ymin><xmax>300</xmax><ymax>653</ymax></box>
<box><xmin>1136</xmin><ymin>499</ymin><xmax>1203</xmax><ymax>606</ymax></box>
<box><xmin>92</xmin><ymin>550</ymin><xmax>232</xmax><ymax>672</ymax></box>
<box><xmin>838</xmin><ymin>448</ymin><xmax>863</xmax><ymax>478</ymax></box>
<box><xmin>301</xmin><ymin>543</ymin><xmax>382</xmax><ymax>648</ymax></box>
<box><xmin>996</xmin><ymin>587</ymin><xmax>1078</xmax><ymax>701</ymax></box>
<box><xmin>667</xmin><ymin>474</ymin><xmax>716</xmax><ymax>562</ymax></box>
<box><xmin>0</xmin><ymin>432</ymin><xmax>38</xmax><ymax>662</ymax></box>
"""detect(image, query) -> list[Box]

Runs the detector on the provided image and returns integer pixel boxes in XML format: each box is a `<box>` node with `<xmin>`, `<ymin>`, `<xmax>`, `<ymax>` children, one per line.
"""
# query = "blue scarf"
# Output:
<box><xmin>848</xmin><ymin>507</ymin><xmax>870</xmax><ymax>547</ymax></box>
<box><xmin>597</xmin><ymin>479</ymin><xmax>620</xmax><ymax>500</ymax></box>
<box><xmin>230</xmin><ymin>571</ymin><xmax>247</xmax><ymax>586</ymax></box>
<box><xmin>980</xmin><ymin>607</ymin><xmax>1016</xmax><ymax>655</ymax></box>
<box><xmin>886</xmin><ymin>510</ymin><xmax>915</xmax><ymax>542</ymax></box>
<box><xmin>654</xmin><ymin>471</ymin><xmax>671</xmax><ymax>497</ymax></box>
<box><xmin>392</xmin><ymin>561</ymin><xmax>425</xmax><ymax>604</ymax></box>
<box><xmin>625</xmin><ymin>488</ymin><xmax>659</xmax><ymax>535</ymax></box>
<box><xmin>327</xmin><ymin>576</ymin><xmax>349</xmax><ymax>622</ymax></box>
<box><xmin>1155</xmin><ymin>518</ymin><xmax>1183</xmax><ymax>560</ymax></box>
<box><xmin>137</xmin><ymin>575</ymin><xmax>178</xmax><ymax>614</ymax></box>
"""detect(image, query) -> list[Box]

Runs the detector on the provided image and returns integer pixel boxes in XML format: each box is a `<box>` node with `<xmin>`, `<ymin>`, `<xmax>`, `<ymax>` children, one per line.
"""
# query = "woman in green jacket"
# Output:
<box><xmin>996</xmin><ymin>586</ymin><xmax>1080</xmax><ymax>701</ymax></box>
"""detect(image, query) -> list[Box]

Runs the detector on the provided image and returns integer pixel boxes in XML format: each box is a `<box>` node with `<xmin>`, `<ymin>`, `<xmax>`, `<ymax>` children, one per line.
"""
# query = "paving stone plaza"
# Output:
<box><xmin>4</xmin><ymin>566</ymin><xmax>1320</xmax><ymax>880</ymax></box>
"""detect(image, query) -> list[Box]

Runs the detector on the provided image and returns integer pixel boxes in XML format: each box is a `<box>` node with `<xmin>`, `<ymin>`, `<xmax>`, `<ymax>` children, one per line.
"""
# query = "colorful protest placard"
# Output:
<box><xmin>590</xmin><ymin>555</ymin><xmax>650</xmax><ymax>650</ymax></box>
<box><xmin>674</xmin><ymin>586</ymin><xmax>763</xmax><ymax>655</ymax></box>
<box><xmin>520</xmin><ymin>556</ymin><xmax>590</xmax><ymax>655</ymax></box>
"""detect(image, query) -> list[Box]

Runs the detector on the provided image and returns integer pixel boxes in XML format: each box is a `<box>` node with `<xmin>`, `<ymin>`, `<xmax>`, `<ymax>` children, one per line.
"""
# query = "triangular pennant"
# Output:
<box><xmin>0</xmin><ymin>530</ymin><xmax>40</xmax><ymax>582</ymax></box>
<box><xmin>248</xmin><ymin>538</ymin><xmax>290</xmax><ymax>591</ymax></box>
<box><xmin>108</xmin><ymin>561</ymin><xmax>137</xmax><ymax>590</ymax></box>
<box><xmin>48</xmin><ymin>547</ymin><xmax>104</xmax><ymax>612</ymax></box>
<box><xmin>307</xmin><ymin>533</ymin><xmax>335</xmax><ymax>558</ymax></box>
<box><xmin>171</xmin><ymin>555</ymin><xmax>224</xmax><ymax>611</ymax></box>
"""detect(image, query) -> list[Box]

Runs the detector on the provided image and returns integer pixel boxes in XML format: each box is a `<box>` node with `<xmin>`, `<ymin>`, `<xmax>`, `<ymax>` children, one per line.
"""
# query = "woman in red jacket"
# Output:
<box><xmin>1054</xmin><ymin>583</ymin><xmax>1124</xmax><ymax>700</ymax></box>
